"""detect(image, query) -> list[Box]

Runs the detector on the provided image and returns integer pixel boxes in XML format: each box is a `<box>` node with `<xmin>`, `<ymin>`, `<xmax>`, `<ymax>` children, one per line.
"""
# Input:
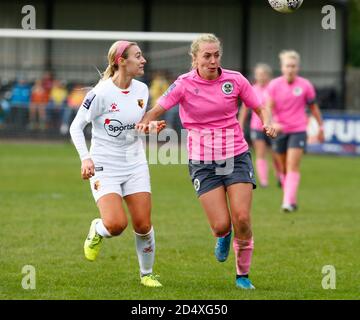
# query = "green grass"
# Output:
<box><xmin>0</xmin><ymin>142</ymin><xmax>359</xmax><ymax>300</ymax></box>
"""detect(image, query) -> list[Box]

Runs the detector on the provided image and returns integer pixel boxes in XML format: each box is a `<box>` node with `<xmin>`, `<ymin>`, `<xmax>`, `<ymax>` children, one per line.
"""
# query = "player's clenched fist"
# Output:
<box><xmin>81</xmin><ymin>158</ymin><xmax>95</xmax><ymax>180</ymax></box>
<box><xmin>263</xmin><ymin>124</ymin><xmax>277</xmax><ymax>138</ymax></box>
<box><xmin>136</xmin><ymin>120</ymin><xmax>166</xmax><ymax>134</ymax></box>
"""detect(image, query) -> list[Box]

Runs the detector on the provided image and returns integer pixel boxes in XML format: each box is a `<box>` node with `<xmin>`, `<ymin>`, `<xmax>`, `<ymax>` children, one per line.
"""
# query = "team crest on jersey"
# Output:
<box><xmin>94</xmin><ymin>180</ymin><xmax>100</xmax><ymax>191</ymax></box>
<box><xmin>293</xmin><ymin>87</ymin><xmax>303</xmax><ymax>97</ymax></box>
<box><xmin>222</xmin><ymin>82</ymin><xmax>233</xmax><ymax>95</ymax></box>
<box><xmin>137</xmin><ymin>99</ymin><xmax>144</xmax><ymax>108</ymax></box>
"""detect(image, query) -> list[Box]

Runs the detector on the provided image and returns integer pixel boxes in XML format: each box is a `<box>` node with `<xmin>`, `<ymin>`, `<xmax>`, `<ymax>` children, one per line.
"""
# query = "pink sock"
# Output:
<box><xmin>256</xmin><ymin>159</ymin><xmax>268</xmax><ymax>186</ymax></box>
<box><xmin>283</xmin><ymin>171</ymin><xmax>301</xmax><ymax>205</ymax></box>
<box><xmin>233</xmin><ymin>237</ymin><xmax>254</xmax><ymax>276</ymax></box>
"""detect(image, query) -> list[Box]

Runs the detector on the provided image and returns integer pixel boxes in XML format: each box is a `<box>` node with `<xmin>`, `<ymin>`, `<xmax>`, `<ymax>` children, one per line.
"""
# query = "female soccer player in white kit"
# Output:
<box><xmin>70</xmin><ymin>40</ymin><xmax>165</xmax><ymax>288</ymax></box>
<box><xmin>137</xmin><ymin>34</ymin><xmax>277</xmax><ymax>289</ymax></box>
<box><xmin>266</xmin><ymin>50</ymin><xmax>324</xmax><ymax>212</ymax></box>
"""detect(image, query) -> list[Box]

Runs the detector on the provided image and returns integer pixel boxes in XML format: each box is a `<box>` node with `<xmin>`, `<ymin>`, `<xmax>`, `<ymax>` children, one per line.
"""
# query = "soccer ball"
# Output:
<box><xmin>268</xmin><ymin>0</ymin><xmax>304</xmax><ymax>13</ymax></box>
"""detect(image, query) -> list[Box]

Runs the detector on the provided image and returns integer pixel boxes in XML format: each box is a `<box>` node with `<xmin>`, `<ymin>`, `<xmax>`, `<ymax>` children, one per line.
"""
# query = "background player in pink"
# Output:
<box><xmin>266</xmin><ymin>50</ymin><xmax>325</xmax><ymax>212</ymax></box>
<box><xmin>238</xmin><ymin>63</ymin><xmax>281</xmax><ymax>188</ymax></box>
<box><xmin>70</xmin><ymin>40</ymin><xmax>165</xmax><ymax>288</ymax></box>
<box><xmin>137</xmin><ymin>34</ymin><xmax>277</xmax><ymax>289</ymax></box>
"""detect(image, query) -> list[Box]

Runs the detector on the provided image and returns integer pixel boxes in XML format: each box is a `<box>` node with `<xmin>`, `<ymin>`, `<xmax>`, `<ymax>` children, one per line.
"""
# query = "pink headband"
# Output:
<box><xmin>115</xmin><ymin>41</ymin><xmax>131</xmax><ymax>64</ymax></box>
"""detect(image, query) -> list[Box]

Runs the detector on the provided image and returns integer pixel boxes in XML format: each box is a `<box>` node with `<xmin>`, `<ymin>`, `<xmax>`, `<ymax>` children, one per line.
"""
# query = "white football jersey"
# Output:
<box><xmin>70</xmin><ymin>78</ymin><xmax>149</xmax><ymax>173</ymax></box>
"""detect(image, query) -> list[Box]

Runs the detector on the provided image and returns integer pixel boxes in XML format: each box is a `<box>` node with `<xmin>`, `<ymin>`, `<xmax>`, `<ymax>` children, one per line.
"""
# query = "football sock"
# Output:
<box><xmin>283</xmin><ymin>171</ymin><xmax>301</xmax><ymax>205</ymax></box>
<box><xmin>233</xmin><ymin>237</ymin><xmax>254</xmax><ymax>276</ymax></box>
<box><xmin>95</xmin><ymin>219</ymin><xmax>112</xmax><ymax>238</ymax></box>
<box><xmin>135</xmin><ymin>226</ymin><xmax>155</xmax><ymax>276</ymax></box>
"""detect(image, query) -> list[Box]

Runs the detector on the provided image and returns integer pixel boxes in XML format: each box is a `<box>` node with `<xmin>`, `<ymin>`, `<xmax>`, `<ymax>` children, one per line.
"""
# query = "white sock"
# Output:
<box><xmin>135</xmin><ymin>226</ymin><xmax>155</xmax><ymax>277</ymax></box>
<box><xmin>95</xmin><ymin>219</ymin><xmax>112</xmax><ymax>238</ymax></box>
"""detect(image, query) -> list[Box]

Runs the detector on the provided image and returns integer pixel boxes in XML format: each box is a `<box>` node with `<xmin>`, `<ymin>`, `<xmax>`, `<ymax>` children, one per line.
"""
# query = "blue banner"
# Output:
<box><xmin>307</xmin><ymin>113</ymin><xmax>360</xmax><ymax>156</ymax></box>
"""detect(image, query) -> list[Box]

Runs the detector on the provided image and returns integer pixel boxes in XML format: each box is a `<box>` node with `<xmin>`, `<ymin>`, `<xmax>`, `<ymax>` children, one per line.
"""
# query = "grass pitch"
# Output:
<box><xmin>0</xmin><ymin>142</ymin><xmax>359</xmax><ymax>299</ymax></box>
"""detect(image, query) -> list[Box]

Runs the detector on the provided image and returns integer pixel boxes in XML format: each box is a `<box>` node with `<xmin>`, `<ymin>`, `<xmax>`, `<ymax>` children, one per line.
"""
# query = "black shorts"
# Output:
<box><xmin>188</xmin><ymin>151</ymin><xmax>257</xmax><ymax>197</ymax></box>
<box><xmin>250</xmin><ymin>129</ymin><xmax>272</xmax><ymax>146</ymax></box>
<box><xmin>272</xmin><ymin>131</ymin><xmax>307</xmax><ymax>154</ymax></box>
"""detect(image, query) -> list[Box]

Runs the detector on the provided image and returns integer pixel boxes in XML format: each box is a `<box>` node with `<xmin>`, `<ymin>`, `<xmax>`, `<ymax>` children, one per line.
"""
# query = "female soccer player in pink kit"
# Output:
<box><xmin>137</xmin><ymin>34</ymin><xmax>277</xmax><ymax>289</ymax></box>
<box><xmin>238</xmin><ymin>63</ymin><xmax>281</xmax><ymax>188</ymax></box>
<box><xmin>266</xmin><ymin>50</ymin><xmax>324</xmax><ymax>212</ymax></box>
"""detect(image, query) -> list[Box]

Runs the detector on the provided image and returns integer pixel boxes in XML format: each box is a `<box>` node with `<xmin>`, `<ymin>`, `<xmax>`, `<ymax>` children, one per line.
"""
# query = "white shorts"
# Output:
<box><xmin>89</xmin><ymin>164</ymin><xmax>151</xmax><ymax>202</ymax></box>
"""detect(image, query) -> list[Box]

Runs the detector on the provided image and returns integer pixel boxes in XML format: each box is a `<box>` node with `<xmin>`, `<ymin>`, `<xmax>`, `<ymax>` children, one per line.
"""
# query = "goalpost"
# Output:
<box><xmin>0</xmin><ymin>28</ymin><xmax>200</xmax><ymax>139</ymax></box>
<box><xmin>0</xmin><ymin>28</ymin><xmax>201</xmax><ymax>83</ymax></box>
<box><xmin>0</xmin><ymin>28</ymin><xmax>201</xmax><ymax>41</ymax></box>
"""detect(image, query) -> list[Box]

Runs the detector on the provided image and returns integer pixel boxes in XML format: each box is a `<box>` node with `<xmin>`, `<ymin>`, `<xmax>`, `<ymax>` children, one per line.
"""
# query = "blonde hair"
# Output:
<box><xmin>102</xmin><ymin>41</ymin><xmax>137</xmax><ymax>80</ymax></box>
<box><xmin>189</xmin><ymin>33</ymin><xmax>222</xmax><ymax>69</ymax></box>
<box><xmin>254</xmin><ymin>63</ymin><xmax>272</xmax><ymax>76</ymax></box>
<box><xmin>279</xmin><ymin>50</ymin><xmax>301</xmax><ymax>65</ymax></box>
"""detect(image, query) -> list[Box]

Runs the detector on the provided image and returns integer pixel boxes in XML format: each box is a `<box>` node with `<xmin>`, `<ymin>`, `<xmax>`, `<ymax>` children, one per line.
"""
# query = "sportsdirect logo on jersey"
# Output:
<box><xmin>104</xmin><ymin>119</ymin><xmax>136</xmax><ymax>137</ymax></box>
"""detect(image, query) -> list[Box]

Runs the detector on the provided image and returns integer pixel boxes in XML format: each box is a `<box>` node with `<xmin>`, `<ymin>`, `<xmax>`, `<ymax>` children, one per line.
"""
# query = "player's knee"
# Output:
<box><xmin>233</xmin><ymin>215</ymin><xmax>251</xmax><ymax>235</ymax></box>
<box><xmin>133</xmin><ymin>222</ymin><xmax>152</xmax><ymax>235</ymax></box>
<box><xmin>106</xmin><ymin>219</ymin><xmax>128</xmax><ymax>236</ymax></box>
<box><xmin>287</xmin><ymin>166</ymin><xmax>300</xmax><ymax>172</ymax></box>
<box><xmin>238</xmin><ymin>221</ymin><xmax>251</xmax><ymax>236</ymax></box>
<box><xmin>212</xmin><ymin>222</ymin><xmax>231</xmax><ymax>237</ymax></box>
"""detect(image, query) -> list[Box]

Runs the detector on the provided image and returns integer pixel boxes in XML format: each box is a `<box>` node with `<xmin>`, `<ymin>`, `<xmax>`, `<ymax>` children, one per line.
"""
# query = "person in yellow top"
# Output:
<box><xmin>47</xmin><ymin>80</ymin><xmax>68</xmax><ymax>129</ymax></box>
<box><xmin>149</xmin><ymin>71</ymin><xmax>169</xmax><ymax>109</ymax></box>
<box><xmin>49</xmin><ymin>80</ymin><xmax>68</xmax><ymax>107</ymax></box>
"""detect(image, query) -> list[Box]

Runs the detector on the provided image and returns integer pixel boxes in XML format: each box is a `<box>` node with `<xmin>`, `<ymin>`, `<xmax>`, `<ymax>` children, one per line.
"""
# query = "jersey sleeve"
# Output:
<box><xmin>305</xmin><ymin>80</ymin><xmax>317</xmax><ymax>105</ymax></box>
<box><xmin>157</xmin><ymin>78</ymin><xmax>184</xmax><ymax>110</ymax></box>
<box><xmin>237</xmin><ymin>75</ymin><xmax>261</xmax><ymax>110</ymax></box>
<box><xmin>69</xmin><ymin>90</ymin><xmax>103</xmax><ymax>161</ymax></box>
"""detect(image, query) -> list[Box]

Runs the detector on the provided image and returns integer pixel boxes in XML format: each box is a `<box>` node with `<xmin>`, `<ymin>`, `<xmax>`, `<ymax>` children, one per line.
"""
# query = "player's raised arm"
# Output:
<box><xmin>137</xmin><ymin>78</ymin><xmax>183</xmax><ymax>134</ymax></box>
<box><xmin>136</xmin><ymin>104</ymin><xmax>167</xmax><ymax>134</ymax></box>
